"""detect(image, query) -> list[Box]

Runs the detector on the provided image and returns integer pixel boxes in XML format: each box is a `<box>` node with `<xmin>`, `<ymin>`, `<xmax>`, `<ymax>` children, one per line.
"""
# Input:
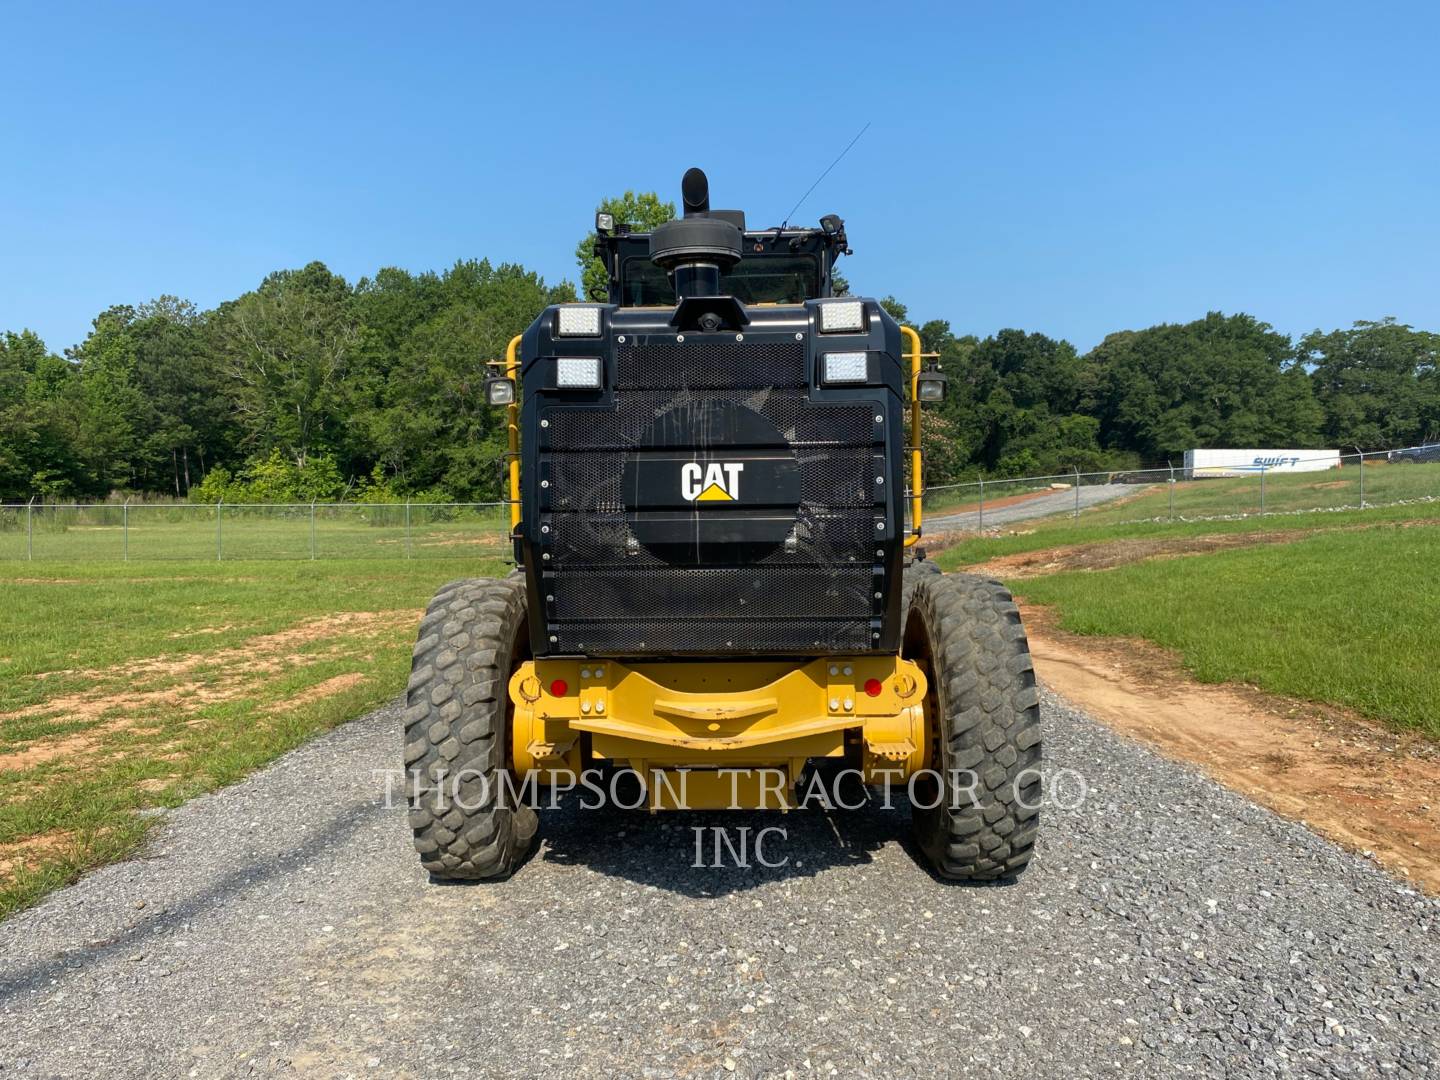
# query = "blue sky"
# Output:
<box><xmin>3</xmin><ymin>0</ymin><xmax>1437</xmax><ymax>353</ymax></box>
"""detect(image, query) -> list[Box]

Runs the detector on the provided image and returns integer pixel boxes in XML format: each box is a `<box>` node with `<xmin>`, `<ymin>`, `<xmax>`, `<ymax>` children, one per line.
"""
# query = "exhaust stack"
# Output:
<box><xmin>649</xmin><ymin>168</ymin><xmax>744</xmax><ymax>300</ymax></box>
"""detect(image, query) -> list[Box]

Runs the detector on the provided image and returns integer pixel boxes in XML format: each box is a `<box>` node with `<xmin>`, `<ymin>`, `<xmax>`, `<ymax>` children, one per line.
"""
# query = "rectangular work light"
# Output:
<box><xmin>818</xmin><ymin>299</ymin><xmax>865</xmax><ymax>333</ymax></box>
<box><xmin>821</xmin><ymin>351</ymin><xmax>869</xmax><ymax>385</ymax></box>
<box><xmin>556</xmin><ymin>305</ymin><xmax>602</xmax><ymax>337</ymax></box>
<box><xmin>555</xmin><ymin>357</ymin><xmax>602</xmax><ymax>389</ymax></box>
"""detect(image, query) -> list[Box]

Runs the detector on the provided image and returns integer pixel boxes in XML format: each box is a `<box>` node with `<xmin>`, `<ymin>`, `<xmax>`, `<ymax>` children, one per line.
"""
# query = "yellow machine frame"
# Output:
<box><xmin>509</xmin><ymin>655</ymin><xmax>929</xmax><ymax>809</ymax></box>
<box><xmin>498</xmin><ymin>327</ymin><xmax>934</xmax><ymax>810</ymax></box>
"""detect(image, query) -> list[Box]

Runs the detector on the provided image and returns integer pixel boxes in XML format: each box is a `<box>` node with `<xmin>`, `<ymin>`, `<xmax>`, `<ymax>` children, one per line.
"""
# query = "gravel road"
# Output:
<box><xmin>2</xmin><ymin>689</ymin><xmax>1436</xmax><ymax>1079</ymax></box>
<box><xmin>926</xmin><ymin>483</ymin><xmax>1136</xmax><ymax>532</ymax></box>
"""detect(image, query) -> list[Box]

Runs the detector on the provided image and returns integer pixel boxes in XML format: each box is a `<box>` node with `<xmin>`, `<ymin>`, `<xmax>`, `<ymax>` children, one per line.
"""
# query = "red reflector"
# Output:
<box><xmin>549</xmin><ymin>679</ymin><xmax>569</xmax><ymax>697</ymax></box>
<box><xmin>864</xmin><ymin>678</ymin><xmax>884</xmax><ymax>697</ymax></box>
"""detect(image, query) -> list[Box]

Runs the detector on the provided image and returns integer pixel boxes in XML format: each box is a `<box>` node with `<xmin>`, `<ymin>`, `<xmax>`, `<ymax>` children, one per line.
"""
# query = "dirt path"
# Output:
<box><xmin>1021</xmin><ymin>606</ymin><xmax>1440</xmax><ymax>894</ymax></box>
<box><xmin>967</xmin><ymin>531</ymin><xmax>1305</xmax><ymax>578</ymax></box>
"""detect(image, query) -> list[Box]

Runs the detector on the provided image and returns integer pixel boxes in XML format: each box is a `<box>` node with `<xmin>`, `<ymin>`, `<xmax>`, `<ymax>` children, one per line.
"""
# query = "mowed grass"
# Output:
<box><xmin>0</xmin><ymin>503</ymin><xmax>509</xmax><ymax>562</ymax></box>
<box><xmin>1066</xmin><ymin>459</ymin><xmax>1440</xmax><ymax>526</ymax></box>
<box><xmin>989</xmin><ymin>522</ymin><xmax>1440</xmax><ymax>737</ymax></box>
<box><xmin>0</xmin><ymin>557</ymin><xmax>506</xmax><ymax>919</ymax></box>
<box><xmin>935</xmin><ymin>493</ymin><xmax>1440</xmax><ymax>567</ymax></box>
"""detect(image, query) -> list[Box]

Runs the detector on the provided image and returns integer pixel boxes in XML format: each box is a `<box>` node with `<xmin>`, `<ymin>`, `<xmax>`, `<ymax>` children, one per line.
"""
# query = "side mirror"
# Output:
<box><xmin>916</xmin><ymin>369</ymin><xmax>948</xmax><ymax>403</ymax></box>
<box><xmin>485</xmin><ymin>377</ymin><xmax>516</xmax><ymax>406</ymax></box>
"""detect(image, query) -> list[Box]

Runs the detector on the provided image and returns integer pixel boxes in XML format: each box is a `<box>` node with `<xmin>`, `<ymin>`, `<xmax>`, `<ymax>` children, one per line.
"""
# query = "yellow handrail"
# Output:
<box><xmin>900</xmin><ymin>326</ymin><xmax>924</xmax><ymax>547</ymax></box>
<box><xmin>506</xmin><ymin>334</ymin><xmax>522</xmax><ymax>531</ymax></box>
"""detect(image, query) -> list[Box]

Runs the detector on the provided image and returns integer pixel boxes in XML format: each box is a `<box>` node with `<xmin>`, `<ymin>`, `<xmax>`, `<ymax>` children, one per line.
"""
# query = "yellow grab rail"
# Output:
<box><xmin>900</xmin><ymin>325</ymin><xmax>924</xmax><ymax>547</ymax></box>
<box><xmin>506</xmin><ymin>334</ymin><xmax>522</xmax><ymax>531</ymax></box>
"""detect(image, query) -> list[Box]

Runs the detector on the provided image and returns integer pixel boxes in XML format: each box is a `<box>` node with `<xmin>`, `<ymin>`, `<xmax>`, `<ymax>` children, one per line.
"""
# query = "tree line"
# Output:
<box><xmin>1</xmin><ymin>191</ymin><xmax>1436</xmax><ymax>503</ymax></box>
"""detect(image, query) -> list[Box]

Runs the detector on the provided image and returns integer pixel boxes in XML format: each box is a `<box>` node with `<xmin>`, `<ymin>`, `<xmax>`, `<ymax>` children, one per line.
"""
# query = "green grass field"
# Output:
<box><xmin>1074</xmin><ymin>460</ymin><xmax>1438</xmax><ymax>525</ymax></box>
<box><xmin>5</xmin><ymin>478</ymin><xmax>1438</xmax><ymax>919</ymax></box>
<box><xmin>0</xmin><ymin>503</ymin><xmax>509</xmax><ymax>561</ymax></box>
<box><xmin>939</xmin><ymin>516</ymin><xmax>1440</xmax><ymax>739</ymax></box>
<box><xmin>935</xmin><ymin>489</ymin><xmax>1440</xmax><ymax>566</ymax></box>
<box><xmin>0</xmin><ymin>557</ymin><xmax>506</xmax><ymax>919</ymax></box>
<box><xmin>919</xmin><ymin>460</ymin><xmax>1439</xmax><ymax>527</ymax></box>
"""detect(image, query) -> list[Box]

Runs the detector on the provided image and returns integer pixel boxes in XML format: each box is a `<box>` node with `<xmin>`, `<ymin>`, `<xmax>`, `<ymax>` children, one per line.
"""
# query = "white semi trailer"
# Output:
<box><xmin>1183</xmin><ymin>448</ymin><xmax>1341</xmax><ymax>478</ymax></box>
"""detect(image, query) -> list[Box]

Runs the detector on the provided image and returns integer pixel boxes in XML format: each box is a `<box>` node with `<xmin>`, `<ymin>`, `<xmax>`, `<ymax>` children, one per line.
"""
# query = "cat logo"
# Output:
<box><xmin>681</xmin><ymin>462</ymin><xmax>744</xmax><ymax>502</ymax></box>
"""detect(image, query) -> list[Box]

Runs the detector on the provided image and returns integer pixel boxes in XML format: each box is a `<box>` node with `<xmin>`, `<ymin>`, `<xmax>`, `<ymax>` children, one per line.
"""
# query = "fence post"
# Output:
<box><xmin>1260</xmin><ymin>466</ymin><xmax>1267</xmax><ymax>515</ymax></box>
<box><xmin>216</xmin><ymin>499</ymin><xmax>223</xmax><ymax>561</ymax></box>
<box><xmin>123</xmin><ymin>499</ymin><xmax>129</xmax><ymax>561</ymax></box>
<box><xmin>310</xmin><ymin>501</ymin><xmax>317</xmax><ymax>560</ymax></box>
<box><xmin>1168</xmin><ymin>464</ymin><xmax>1176</xmax><ymax>520</ymax></box>
<box><xmin>26</xmin><ymin>497</ymin><xmax>34</xmax><ymax>561</ymax></box>
<box><xmin>977</xmin><ymin>477</ymin><xmax>984</xmax><ymax>533</ymax></box>
<box><xmin>1073</xmin><ymin>467</ymin><xmax>1081</xmax><ymax>518</ymax></box>
<box><xmin>405</xmin><ymin>500</ymin><xmax>412</xmax><ymax>559</ymax></box>
<box><xmin>1358</xmin><ymin>453</ymin><xmax>1365</xmax><ymax>509</ymax></box>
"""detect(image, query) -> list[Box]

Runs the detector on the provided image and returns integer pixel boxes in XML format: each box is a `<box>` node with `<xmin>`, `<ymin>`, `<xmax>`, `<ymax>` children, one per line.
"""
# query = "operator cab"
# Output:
<box><xmin>592</xmin><ymin>171</ymin><xmax>850</xmax><ymax>306</ymax></box>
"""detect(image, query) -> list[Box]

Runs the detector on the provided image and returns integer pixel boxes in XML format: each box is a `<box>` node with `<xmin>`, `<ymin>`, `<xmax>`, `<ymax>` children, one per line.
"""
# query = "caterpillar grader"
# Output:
<box><xmin>403</xmin><ymin>169</ymin><xmax>1041</xmax><ymax>880</ymax></box>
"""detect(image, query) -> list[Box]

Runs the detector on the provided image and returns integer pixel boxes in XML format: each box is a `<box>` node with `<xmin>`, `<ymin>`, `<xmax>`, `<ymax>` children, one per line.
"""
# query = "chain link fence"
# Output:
<box><xmin>0</xmin><ymin>502</ymin><xmax>509</xmax><ymax>561</ymax></box>
<box><xmin>4</xmin><ymin>445</ymin><xmax>1438</xmax><ymax>559</ymax></box>
<box><xmin>916</xmin><ymin>445</ymin><xmax>1440</xmax><ymax>533</ymax></box>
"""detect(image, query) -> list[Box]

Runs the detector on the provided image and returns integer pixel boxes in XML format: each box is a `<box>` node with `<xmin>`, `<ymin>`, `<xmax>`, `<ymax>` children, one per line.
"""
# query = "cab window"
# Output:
<box><xmin>620</xmin><ymin>254</ymin><xmax>821</xmax><ymax>306</ymax></box>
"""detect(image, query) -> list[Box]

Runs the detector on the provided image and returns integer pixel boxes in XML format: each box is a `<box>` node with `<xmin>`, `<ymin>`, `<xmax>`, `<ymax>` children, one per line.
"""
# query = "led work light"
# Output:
<box><xmin>822</xmin><ymin>351</ymin><xmax>869</xmax><ymax>384</ymax></box>
<box><xmin>555</xmin><ymin>357</ymin><xmax>602</xmax><ymax>389</ymax></box>
<box><xmin>818</xmin><ymin>299</ymin><xmax>865</xmax><ymax>333</ymax></box>
<box><xmin>556</xmin><ymin>305</ymin><xmax>602</xmax><ymax>337</ymax></box>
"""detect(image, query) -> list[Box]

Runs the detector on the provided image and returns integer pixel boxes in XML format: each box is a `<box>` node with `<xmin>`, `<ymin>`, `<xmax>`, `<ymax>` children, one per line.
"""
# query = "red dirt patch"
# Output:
<box><xmin>965</xmin><ymin>532</ymin><xmax>1304</xmax><ymax>579</ymax></box>
<box><xmin>1021</xmin><ymin>605</ymin><xmax>1440</xmax><ymax>894</ymax></box>
<box><xmin>0</xmin><ymin>830</ymin><xmax>75</xmax><ymax>881</ymax></box>
<box><xmin>1</xmin><ymin>611</ymin><xmax>413</xmax><ymax>773</ymax></box>
<box><xmin>266</xmin><ymin>672</ymin><xmax>368</xmax><ymax>712</ymax></box>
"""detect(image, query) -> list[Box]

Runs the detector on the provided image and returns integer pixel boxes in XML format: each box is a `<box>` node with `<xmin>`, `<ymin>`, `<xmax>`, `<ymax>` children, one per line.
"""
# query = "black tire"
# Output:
<box><xmin>904</xmin><ymin>573</ymin><xmax>1042</xmax><ymax>880</ymax></box>
<box><xmin>404</xmin><ymin>575</ymin><xmax>538</xmax><ymax>880</ymax></box>
<box><xmin>900</xmin><ymin>558</ymin><xmax>943</xmax><ymax>615</ymax></box>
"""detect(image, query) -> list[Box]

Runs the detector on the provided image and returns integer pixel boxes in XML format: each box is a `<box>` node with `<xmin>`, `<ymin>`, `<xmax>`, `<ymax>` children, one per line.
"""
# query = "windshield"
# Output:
<box><xmin>620</xmin><ymin>254</ymin><xmax>821</xmax><ymax>306</ymax></box>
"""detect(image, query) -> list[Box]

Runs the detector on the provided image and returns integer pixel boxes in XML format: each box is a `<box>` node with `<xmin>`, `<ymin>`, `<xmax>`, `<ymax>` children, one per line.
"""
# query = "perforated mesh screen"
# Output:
<box><xmin>542</xmin><ymin>392</ymin><xmax>873</xmax><ymax>451</ymax></box>
<box><xmin>616</xmin><ymin>341</ymin><xmax>806</xmax><ymax>391</ymax></box>
<box><xmin>538</xmin><ymin>339</ymin><xmax>885</xmax><ymax>655</ymax></box>
<box><xmin>544</xmin><ymin>450</ymin><xmax>878</xmax><ymax>512</ymax></box>
<box><xmin>549</xmin><ymin>566</ymin><xmax>875</xmax><ymax>621</ymax></box>
<box><xmin>556</xmin><ymin>619</ymin><xmax>874</xmax><ymax>655</ymax></box>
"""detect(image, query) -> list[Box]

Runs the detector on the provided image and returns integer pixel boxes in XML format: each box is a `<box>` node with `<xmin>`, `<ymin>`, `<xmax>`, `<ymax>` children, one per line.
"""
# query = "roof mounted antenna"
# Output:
<box><xmin>779</xmin><ymin>121</ymin><xmax>871</xmax><ymax>229</ymax></box>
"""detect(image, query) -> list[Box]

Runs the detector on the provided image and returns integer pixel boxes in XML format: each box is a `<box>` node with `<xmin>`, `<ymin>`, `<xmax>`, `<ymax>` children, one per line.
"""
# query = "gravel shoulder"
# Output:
<box><xmin>2</xmin><ymin>689</ymin><xmax>1436</xmax><ymax>1078</ymax></box>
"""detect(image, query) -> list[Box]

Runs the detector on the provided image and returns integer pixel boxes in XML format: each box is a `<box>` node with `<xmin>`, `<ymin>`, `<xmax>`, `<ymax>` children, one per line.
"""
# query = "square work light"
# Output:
<box><xmin>916</xmin><ymin>369</ymin><xmax>949</xmax><ymax>402</ymax></box>
<box><xmin>484</xmin><ymin>377</ymin><xmax>516</xmax><ymax>406</ymax></box>
<box><xmin>555</xmin><ymin>357</ymin><xmax>602</xmax><ymax>389</ymax></box>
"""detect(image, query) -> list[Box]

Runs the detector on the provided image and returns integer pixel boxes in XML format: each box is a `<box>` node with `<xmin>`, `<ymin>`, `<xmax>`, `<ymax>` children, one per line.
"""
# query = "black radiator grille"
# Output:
<box><xmin>542</xmin><ymin>449</ymin><xmax>880</xmax><ymax>512</ymax></box>
<box><xmin>537</xmin><ymin>339</ymin><xmax>885</xmax><ymax>656</ymax></box>
<box><xmin>616</xmin><ymin>341</ymin><xmax>806</xmax><ymax>390</ymax></box>
<box><xmin>542</xmin><ymin>392</ymin><xmax>873</xmax><ymax>452</ymax></box>
<box><xmin>554</xmin><ymin>619</ymin><xmax>875</xmax><ymax>655</ymax></box>
<box><xmin>549</xmin><ymin>566</ymin><xmax>876</xmax><ymax>621</ymax></box>
<box><xmin>543</xmin><ymin>507</ymin><xmax>880</xmax><ymax>569</ymax></box>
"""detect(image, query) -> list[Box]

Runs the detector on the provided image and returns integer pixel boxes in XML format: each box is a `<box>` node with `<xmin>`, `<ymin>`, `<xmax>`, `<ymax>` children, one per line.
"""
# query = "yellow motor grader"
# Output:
<box><xmin>403</xmin><ymin>169</ymin><xmax>1041</xmax><ymax>880</ymax></box>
